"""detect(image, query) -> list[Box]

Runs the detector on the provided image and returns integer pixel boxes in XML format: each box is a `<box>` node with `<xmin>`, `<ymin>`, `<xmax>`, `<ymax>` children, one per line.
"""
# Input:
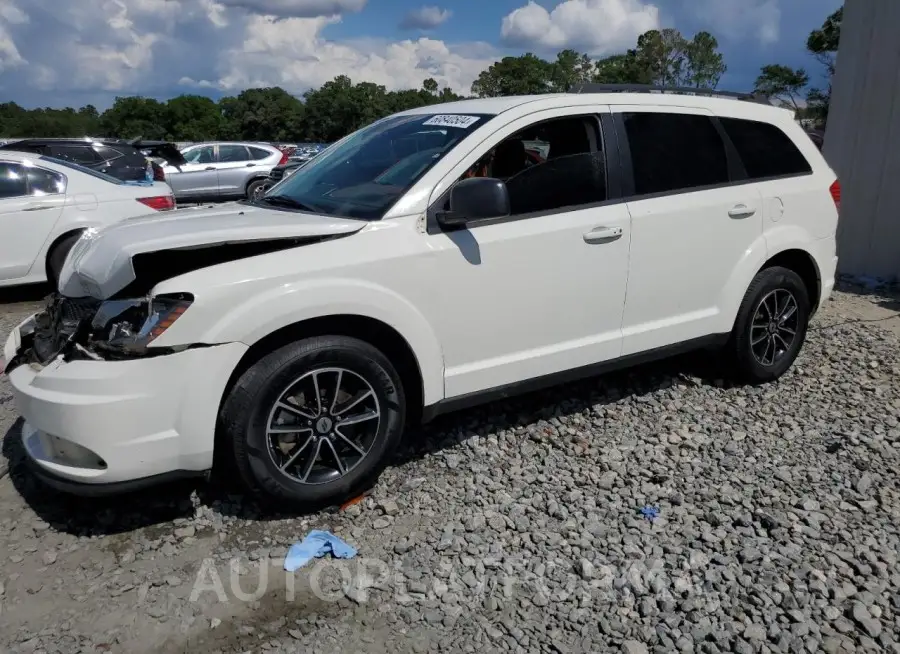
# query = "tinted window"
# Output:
<box><xmin>218</xmin><ymin>144</ymin><xmax>250</xmax><ymax>163</ymax></box>
<box><xmin>248</xmin><ymin>146</ymin><xmax>273</xmax><ymax>160</ymax></box>
<box><xmin>27</xmin><ymin>167</ymin><xmax>66</xmax><ymax>195</ymax></box>
<box><xmin>720</xmin><ymin>117</ymin><xmax>813</xmax><ymax>179</ymax></box>
<box><xmin>48</xmin><ymin>145</ymin><xmax>102</xmax><ymax>165</ymax></box>
<box><xmin>0</xmin><ymin>162</ymin><xmax>27</xmax><ymax>198</ymax></box>
<box><xmin>39</xmin><ymin>156</ymin><xmax>124</xmax><ymax>184</ymax></box>
<box><xmin>458</xmin><ymin>116</ymin><xmax>606</xmax><ymax>216</ymax></box>
<box><xmin>623</xmin><ymin>112</ymin><xmax>729</xmax><ymax>196</ymax></box>
<box><xmin>94</xmin><ymin>145</ymin><xmax>125</xmax><ymax>161</ymax></box>
<box><xmin>184</xmin><ymin>145</ymin><xmax>215</xmax><ymax>164</ymax></box>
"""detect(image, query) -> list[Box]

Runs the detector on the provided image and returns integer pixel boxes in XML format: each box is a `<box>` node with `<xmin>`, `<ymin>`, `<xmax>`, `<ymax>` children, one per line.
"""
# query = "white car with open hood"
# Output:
<box><xmin>4</xmin><ymin>86</ymin><xmax>840</xmax><ymax>507</ymax></box>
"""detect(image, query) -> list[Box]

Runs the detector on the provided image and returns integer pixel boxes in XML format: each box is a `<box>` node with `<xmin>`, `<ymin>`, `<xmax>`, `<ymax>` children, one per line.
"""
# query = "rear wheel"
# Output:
<box><xmin>221</xmin><ymin>336</ymin><xmax>406</xmax><ymax>508</ymax></box>
<box><xmin>45</xmin><ymin>232</ymin><xmax>82</xmax><ymax>290</ymax></box>
<box><xmin>728</xmin><ymin>266</ymin><xmax>810</xmax><ymax>383</ymax></box>
<box><xmin>247</xmin><ymin>179</ymin><xmax>267</xmax><ymax>200</ymax></box>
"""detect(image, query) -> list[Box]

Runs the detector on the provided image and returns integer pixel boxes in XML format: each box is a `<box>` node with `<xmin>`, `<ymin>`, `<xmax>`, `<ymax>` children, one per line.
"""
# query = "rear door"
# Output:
<box><xmin>214</xmin><ymin>144</ymin><xmax>255</xmax><ymax>197</ymax></box>
<box><xmin>612</xmin><ymin>106</ymin><xmax>764</xmax><ymax>355</ymax></box>
<box><xmin>0</xmin><ymin>161</ymin><xmax>65</xmax><ymax>281</ymax></box>
<box><xmin>167</xmin><ymin>144</ymin><xmax>218</xmax><ymax>198</ymax></box>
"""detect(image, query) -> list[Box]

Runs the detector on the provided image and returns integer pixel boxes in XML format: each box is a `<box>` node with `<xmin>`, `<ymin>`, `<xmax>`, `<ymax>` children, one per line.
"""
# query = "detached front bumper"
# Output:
<box><xmin>4</xmin><ymin>315</ymin><xmax>248</xmax><ymax>494</ymax></box>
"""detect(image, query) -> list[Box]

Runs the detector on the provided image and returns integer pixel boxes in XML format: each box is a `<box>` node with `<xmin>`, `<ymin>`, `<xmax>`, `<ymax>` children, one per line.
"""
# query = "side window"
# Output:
<box><xmin>93</xmin><ymin>145</ymin><xmax>125</xmax><ymax>162</ymax></box>
<box><xmin>48</xmin><ymin>145</ymin><xmax>101</xmax><ymax>165</ymax></box>
<box><xmin>27</xmin><ymin>167</ymin><xmax>66</xmax><ymax>195</ymax></box>
<box><xmin>458</xmin><ymin>115</ymin><xmax>606</xmax><ymax>217</ymax></box>
<box><xmin>0</xmin><ymin>162</ymin><xmax>28</xmax><ymax>198</ymax></box>
<box><xmin>622</xmin><ymin>112</ymin><xmax>729</xmax><ymax>196</ymax></box>
<box><xmin>184</xmin><ymin>145</ymin><xmax>215</xmax><ymax>164</ymax></box>
<box><xmin>217</xmin><ymin>144</ymin><xmax>251</xmax><ymax>163</ymax></box>
<box><xmin>248</xmin><ymin>146</ymin><xmax>273</xmax><ymax>160</ymax></box>
<box><xmin>720</xmin><ymin>117</ymin><xmax>813</xmax><ymax>179</ymax></box>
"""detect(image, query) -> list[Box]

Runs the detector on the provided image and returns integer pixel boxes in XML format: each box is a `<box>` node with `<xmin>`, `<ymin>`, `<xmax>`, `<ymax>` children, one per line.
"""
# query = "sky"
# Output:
<box><xmin>0</xmin><ymin>0</ymin><xmax>843</xmax><ymax>110</ymax></box>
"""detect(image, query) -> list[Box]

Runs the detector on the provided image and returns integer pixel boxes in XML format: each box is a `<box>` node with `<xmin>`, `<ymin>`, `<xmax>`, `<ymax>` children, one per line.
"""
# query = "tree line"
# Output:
<box><xmin>0</xmin><ymin>8</ymin><xmax>841</xmax><ymax>144</ymax></box>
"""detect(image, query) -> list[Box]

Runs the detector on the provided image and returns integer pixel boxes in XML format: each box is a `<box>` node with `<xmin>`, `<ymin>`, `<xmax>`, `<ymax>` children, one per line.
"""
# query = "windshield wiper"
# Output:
<box><xmin>257</xmin><ymin>195</ymin><xmax>321</xmax><ymax>213</ymax></box>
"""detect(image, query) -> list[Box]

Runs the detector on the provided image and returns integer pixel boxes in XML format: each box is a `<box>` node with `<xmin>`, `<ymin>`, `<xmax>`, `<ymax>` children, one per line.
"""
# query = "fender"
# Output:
<box><xmin>163</xmin><ymin>278</ymin><xmax>446</xmax><ymax>406</ymax></box>
<box><xmin>716</xmin><ymin>224</ymin><xmax>820</xmax><ymax>333</ymax></box>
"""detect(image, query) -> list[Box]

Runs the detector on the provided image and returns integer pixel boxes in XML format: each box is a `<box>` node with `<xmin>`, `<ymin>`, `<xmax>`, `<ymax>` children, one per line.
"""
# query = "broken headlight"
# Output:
<box><xmin>91</xmin><ymin>293</ymin><xmax>193</xmax><ymax>354</ymax></box>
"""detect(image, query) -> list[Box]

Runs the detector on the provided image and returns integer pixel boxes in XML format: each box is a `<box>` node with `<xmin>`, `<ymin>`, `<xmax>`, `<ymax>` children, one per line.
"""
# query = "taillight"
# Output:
<box><xmin>152</xmin><ymin>163</ymin><xmax>165</xmax><ymax>182</ymax></box>
<box><xmin>829</xmin><ymin>179</ymin><xmax>841</xmax><ymax>212</ymax></box>
<box><xmin>278</xmin><ymin>151</ymin><xmax>289</xmax><ymax>165</ymax></box>
<box><xmin>137</xmin><ymin>195</ymin><xmax>175</xmax><ymax>211</ymax></box>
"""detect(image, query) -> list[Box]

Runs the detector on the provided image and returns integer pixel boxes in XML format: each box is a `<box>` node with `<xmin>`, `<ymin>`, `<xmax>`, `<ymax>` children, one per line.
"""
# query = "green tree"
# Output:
<box><xmin>219</xmin><ymin>87</ymin><xmax>304</xmax><ymax>141</ymax></box>
<box><xmin>627</xmin><ymin>28</ymin><xmax>726</xmax><ymax>89</ymax></box>
<box><xmin>165</xmin><ymin>95</ymin><xmax>223</xmax><ymax>141</ymax></box>
<box><xmin>592</xmin><ymin>53</ymin><xmax>649</xmax><ymax>84</ymax></box>
<box><xmin>754</xmin><ymin>64</ymin><xmax>810</xmax><ymax>113</ymax></box>
<box><xmin>550</xmin><ymin>49</ymin><xmax>594</xmax><ymax>92</ymax></box>
<box><xmin>684</xmin><ymin>31</ymin><xmax>726</xmax><ymax>89</ymax></box>
<box><xmin>99</xmin><ymin>96</ymin><xmax>168</xmax><ymax>140</ymax></box>
<box><xmin>470</xmin><ymin>54</ymin><xmax>553</xmax><ymax>97</ymax></box>
<box><xmin>805</xmin><ymin>7</ymin><xmax>842</xmax><ymax>126</ymax></box>
<box><xmin>303</xmin><ymin>76</ymin><xmax>388</xmax><ymax>142</ymax></box>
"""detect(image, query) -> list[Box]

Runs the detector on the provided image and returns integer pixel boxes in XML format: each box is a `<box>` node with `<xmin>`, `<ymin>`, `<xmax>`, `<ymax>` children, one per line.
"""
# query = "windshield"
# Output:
<box><xmin>260</xmin><ymin>113</ymin><xmax>491</xmax><ymax>220</ymax></box>
<box><xmin>39</xmin><ymin>155</ymin><xmax>124</xmax><ymax>185</ymax></box>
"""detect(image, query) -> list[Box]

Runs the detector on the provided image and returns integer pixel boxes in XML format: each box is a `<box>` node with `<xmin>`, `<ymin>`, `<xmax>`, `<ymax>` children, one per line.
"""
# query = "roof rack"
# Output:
<box><xmin>569</xmin><ymin>83</ymin><xmax>771</xmax><ymax>105</ymax></box>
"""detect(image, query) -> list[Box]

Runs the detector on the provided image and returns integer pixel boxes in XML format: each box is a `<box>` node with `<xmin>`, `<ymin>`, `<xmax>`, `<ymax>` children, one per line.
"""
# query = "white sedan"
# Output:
<box><xmin>0</xmin><ymin>150</ymin><xmax>175</xmax><ymax>288</ymax></box>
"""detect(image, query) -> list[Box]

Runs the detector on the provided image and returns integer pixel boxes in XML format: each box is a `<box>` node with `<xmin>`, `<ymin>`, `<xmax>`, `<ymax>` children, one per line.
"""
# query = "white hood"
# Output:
<box><xmin>58</xmin><ymin>202</ymin><xmax>366</xmax><ymax>299</ymax></box>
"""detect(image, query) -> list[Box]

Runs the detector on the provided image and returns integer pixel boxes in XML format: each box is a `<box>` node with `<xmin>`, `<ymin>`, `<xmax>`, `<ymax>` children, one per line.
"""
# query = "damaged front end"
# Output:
<box><xmin>5</xmin><ymin>291</ymin><xmax>197</xmax><ymax>374</ymax></box>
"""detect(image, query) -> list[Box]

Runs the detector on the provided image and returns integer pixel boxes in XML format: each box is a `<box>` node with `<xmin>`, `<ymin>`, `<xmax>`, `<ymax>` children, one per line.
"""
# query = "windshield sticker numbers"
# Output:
<box><xmin>422</xmin><ymin>115</ymin><xmax>480</xmax><ymax>129</ymax></box>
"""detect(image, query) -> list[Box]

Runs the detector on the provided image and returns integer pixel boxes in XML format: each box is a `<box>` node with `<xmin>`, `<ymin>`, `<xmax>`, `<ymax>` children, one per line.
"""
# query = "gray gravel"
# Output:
<box><xmin>1</xmin><ymin>285</ymin><xmax>899</xmax><ymax>654</ymax></box>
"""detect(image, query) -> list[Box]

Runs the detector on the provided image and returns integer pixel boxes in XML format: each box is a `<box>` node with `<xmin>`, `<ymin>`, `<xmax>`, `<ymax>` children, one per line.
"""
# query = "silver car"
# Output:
<box><xmin>163</xmin><ymin>142</ymin><xmax>285</xmax><ymax>201</ymax></box>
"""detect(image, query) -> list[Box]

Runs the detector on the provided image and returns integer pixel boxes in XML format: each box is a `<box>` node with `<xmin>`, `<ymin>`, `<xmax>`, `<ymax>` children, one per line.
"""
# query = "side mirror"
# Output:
<box><xmin>437</xmin><ymin>177</ymin><xmax>510</xmax><ymax>229</ymax></box>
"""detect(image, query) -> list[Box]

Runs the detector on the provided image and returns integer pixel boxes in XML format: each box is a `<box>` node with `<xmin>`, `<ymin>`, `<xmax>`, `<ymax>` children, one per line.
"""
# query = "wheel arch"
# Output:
<box><xmin>43</xmin><ymin>227</ymin><xmax>87</xmax><ymax>283</ymax></box>
<box><xmin>760</xmin><ymin>248</ymin><xmax>821</xmax><ymax>313</ymax></box>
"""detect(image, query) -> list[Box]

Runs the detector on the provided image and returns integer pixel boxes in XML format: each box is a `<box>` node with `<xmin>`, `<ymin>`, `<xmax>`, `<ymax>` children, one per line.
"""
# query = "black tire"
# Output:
<box><xmin>220</xmin><ymin>336</ymin><xmax>406</xmax><ymax>508</ymax></box>
<box><xmin>246</xmin><ymin>178</ymin><xmax>267</xmax><ymax>200</ymax></box>
<box><xmin>728</xmin><ymin>266</ymin><xmax>810</xmax><ymax>383</ymax></box>
<box><xmin>46</xmin><ymin>232</ymin><xmax>82</xmax><ymax>290</ymax></box>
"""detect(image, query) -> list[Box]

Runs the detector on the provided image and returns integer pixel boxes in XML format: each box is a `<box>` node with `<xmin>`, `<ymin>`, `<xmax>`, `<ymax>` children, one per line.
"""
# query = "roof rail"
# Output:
<box><xmin>569</xmin><ymin>83</ymin><xmax>771</xmax><ymax>105</ymax></box>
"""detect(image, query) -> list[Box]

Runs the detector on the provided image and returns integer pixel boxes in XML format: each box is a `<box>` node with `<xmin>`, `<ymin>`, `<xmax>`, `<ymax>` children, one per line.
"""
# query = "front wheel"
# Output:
<box><xmin>728</xmin><ymin>266</ymin><xmax>810</xmax><ymax>383</ymax></box>
<box><xmin>221</xmin><ymin>336</ymin><xmax>406</xmax><ymax>508</ymax></box>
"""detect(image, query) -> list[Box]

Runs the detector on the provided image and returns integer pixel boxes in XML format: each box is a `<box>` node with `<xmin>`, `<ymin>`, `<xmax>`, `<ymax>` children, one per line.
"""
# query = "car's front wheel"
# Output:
<box><xmin>728</xmin><ymin>266</ymin><xmax>811</xmax><ymax>383</ymax></box>
<box><xmin>220</xmin><ymin>336</ymin><xmax>406</xmax><ymax>508</ymax></box>
<box><xmin>247</xmin><ymin>179</ymin><xmax>267</xmax><ymax>200</ymax></box>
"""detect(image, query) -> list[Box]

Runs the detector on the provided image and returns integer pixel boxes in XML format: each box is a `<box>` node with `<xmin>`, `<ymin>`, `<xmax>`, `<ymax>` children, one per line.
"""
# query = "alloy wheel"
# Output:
<box><xmin>750</xmin><ymin>289</ymin><xmax>799</xmax><ymax>367</ymax></box>
<box><xmin>265</xmin><ymin>367</ymin><xmax>381</xmax><ymax>485</ymax></box>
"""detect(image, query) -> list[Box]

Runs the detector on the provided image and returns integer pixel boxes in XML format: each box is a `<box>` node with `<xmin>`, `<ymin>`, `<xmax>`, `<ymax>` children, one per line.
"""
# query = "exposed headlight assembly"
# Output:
<box><xmin>91</xmin><ymin>293</ymin><xmax>193</xmax><ymax>355</ymax></box>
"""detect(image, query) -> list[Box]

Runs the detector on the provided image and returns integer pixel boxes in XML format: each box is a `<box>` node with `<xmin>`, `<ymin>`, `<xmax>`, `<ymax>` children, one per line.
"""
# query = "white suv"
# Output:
<box><xmin>4</xmin><ymin>87</ymin><xmax>840</xmax><ymax>507</ymax></box>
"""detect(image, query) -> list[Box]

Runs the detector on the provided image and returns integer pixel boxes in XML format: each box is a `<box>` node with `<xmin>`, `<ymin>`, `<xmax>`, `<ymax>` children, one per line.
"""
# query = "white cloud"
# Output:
<box><xmin>399</xmin><ymin>5</ymin><xmax>452</xmax><ymax>30</ymax></box>
<box><xmin>0</xmin><ymin>0</ymin><xmax>497</xmax><ymax>106</ymax></box>
<box><xmin>215</xmin><ymin>0</ymin><xmax>367</xmax><ymax>18</ymax></box>
<box><xmin>688</xmin><ymin>0</ymin><xmax>780</xmax><ymax>45</ymax></box>
<box><xmin>501</xmin><ymin>0</ymin><xmax>660</xmax><ymax>54</ymax></box>
<box><xmin>195</xmin><ymin>14</ymin><xmax>493</xmax><ymax>95</ymax></box>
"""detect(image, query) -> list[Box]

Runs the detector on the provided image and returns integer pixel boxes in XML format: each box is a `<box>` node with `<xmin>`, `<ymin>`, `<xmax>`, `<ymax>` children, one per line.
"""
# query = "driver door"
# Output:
<box><xmin>424</xmin><ymin>107</ymin><xmax>632</xmax><ymax>398</ymax></box>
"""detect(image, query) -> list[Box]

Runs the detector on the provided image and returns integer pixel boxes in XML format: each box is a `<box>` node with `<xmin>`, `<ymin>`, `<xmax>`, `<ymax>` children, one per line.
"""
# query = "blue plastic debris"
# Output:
<box><xmin>639</xmin><ymin>505</ymin><xmax>660</xmax><ymax>521</ymax></box>
<box><xmin>124</xmin><ymin>179</ymin><xmax>155</xmax><ymax>187</ymax></box>
<box><xmin>284</xmin><ymin>530</ymin><xmax>357</xmax><ymax>572</ymax></box>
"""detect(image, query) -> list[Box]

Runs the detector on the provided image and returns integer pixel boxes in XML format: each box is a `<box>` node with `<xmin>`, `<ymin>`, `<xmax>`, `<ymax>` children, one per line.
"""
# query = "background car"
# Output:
<box><xmin>163</xmin><ymin>141</ymin><xmax>287</xmax><ymax>201</ymax></box>
<box><xmin>252</xmin><ymin>144</ymin><xmax>329</xmax><ymax>199</ymax></box>
<box><xmin>0</xmin><ymin>150</ymin><xmax>175</xmax><ymax>288</ymax></box>
<box><xmin>0</xmin><ymin>137</ymin><xmax>185</xmax><ymax>184</ymax></box>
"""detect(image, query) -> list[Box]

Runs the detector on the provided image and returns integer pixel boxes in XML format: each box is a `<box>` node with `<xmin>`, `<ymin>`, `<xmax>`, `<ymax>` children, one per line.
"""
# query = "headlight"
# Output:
<box><xmin>91</xmin><ymin>293</ymin><xmax>193</xmax><ymax>354</ymax></box>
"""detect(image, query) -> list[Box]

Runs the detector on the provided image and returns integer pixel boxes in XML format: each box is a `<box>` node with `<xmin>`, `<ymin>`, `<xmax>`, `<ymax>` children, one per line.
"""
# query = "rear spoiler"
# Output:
<box><xmin>128</xmin><ymin>138</ymin><xmax>187</xmax><ymax>169</ymax></box>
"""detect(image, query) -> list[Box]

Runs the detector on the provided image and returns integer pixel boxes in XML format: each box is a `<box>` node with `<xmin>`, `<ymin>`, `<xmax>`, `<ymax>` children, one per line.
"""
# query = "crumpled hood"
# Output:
<box><xmin>58</xmin><ymin>202</ymin><xmax>366</xmax><ymax>299</ymax></box>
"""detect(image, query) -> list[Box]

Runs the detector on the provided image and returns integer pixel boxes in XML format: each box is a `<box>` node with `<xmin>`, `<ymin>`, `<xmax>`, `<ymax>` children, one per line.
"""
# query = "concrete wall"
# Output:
<box><xmin>824</xmin><ymin>0</ymin><xmax>900</xmax><ymax>281</ymax></box>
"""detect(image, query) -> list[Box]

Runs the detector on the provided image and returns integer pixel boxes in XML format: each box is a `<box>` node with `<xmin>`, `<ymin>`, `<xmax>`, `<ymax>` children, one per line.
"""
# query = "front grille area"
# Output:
<box><xmin>31</xmin><ymin>294</ymin><xmax>100</xmax><ymax>363</ymax></box>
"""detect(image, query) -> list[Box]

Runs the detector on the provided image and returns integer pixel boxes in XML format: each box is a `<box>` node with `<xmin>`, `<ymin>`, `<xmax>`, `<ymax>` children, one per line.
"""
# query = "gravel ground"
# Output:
<box><xmin>1</xmin><ymin>282</ymin><xmax>899</xmax><ymax>654</ymax></box>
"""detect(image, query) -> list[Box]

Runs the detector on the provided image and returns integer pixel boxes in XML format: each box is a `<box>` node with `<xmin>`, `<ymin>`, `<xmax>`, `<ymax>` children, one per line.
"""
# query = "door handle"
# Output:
<box><xmin>246</xmin><ymin>163</ymin><xmax>255</xmax><ymax>167</ymax></box>
<box><xmin>204</xmin><ymin>166</ymin><xmax>216</xmax><ymax>171</ymax></box>
<box><xmin>728</xmin><ymin>204</ymin><xmax>756</xmax><ymax>219</ymax></box>
<box><xmin>23</xmin><ymin>204</ymin><xmax>54</xmax><ymax>211</ymax></box>
<box><xmin>583</xmin><ymin>226</ymin><xmax>623</xmax><ymax>244</ymax></box>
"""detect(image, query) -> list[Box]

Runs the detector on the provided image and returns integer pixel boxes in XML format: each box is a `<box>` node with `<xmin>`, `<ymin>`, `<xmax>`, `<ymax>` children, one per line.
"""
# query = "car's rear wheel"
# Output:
<box><xmin>728</xmin><ymin>266</ymin><xmax>810</xmax><ymax>383</ymax></box>
<box><xmin>247</xmin><ymin>179</ymin><xmax>267</xmax><ymax>200</ymax></box>
<box><xmin>46</xmin><ymin>231</ymin><xmax>82</xmax><ymax>290</ymax></box>
<box><xmin>221</xmin><ymin>336</ymin><xmax>406</xmax><ymax>508</ymax></box>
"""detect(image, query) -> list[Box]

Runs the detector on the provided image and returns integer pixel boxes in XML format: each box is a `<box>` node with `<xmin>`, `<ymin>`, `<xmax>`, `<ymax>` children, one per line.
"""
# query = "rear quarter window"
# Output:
<box><xmin>719</xmin><ymin>117</ymin><xmax>812</xmax><ymax>179</ymax></box>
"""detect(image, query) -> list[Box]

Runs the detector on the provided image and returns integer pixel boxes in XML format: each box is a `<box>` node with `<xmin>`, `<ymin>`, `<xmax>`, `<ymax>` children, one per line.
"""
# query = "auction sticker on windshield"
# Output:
<box><xmin>422</xmin><ymin>115</ymin><xmax>480</xmax><ymax>128</ymax></box>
